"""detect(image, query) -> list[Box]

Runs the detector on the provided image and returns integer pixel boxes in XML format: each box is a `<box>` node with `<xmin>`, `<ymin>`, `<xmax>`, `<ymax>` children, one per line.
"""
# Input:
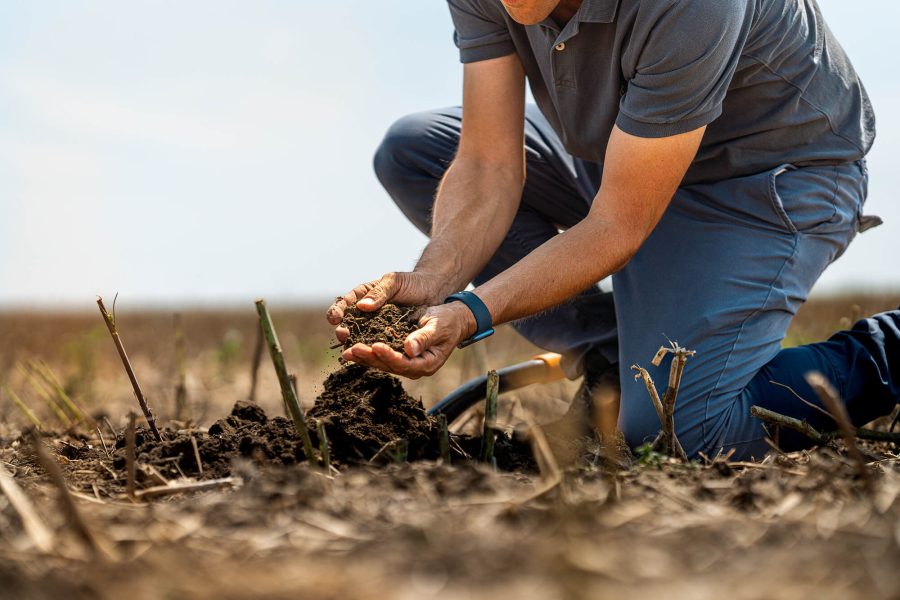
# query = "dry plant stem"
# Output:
<box><xmin>126</xmin><ymin>412</ymin><xmax>137</xmax><ymax>499</ymax></box>
<box><xmin>248</xmin><ymin>320</ymin><xmax>264</xmax><ymax>403</ymax></box>
<box><xmin>0</xmin><ymin>462</ymin><xmax>54</xmax><ymax>553</ymax></box>
<box><xmin>173</xmin><ymin>313</ymin><xmax>188</xmax><ymax>421</ymax></box>
<box><xmin>317</xmin><ymin>421</ymin><xmax>331</xmax><ymax>473</ymax></box>
<box><xmin>751</xmin><ymin>406</ymin><xmax>827</xmax><ymax>443</ymax></box>
<box><xmin>631</xmin><ymin>344</ymin><xmax>694</xmax><ymax>461</ymax></box>
<box><xmin>516</xmin><ymin>403</ymin><xmax>567</xmax><ymax>504</ymax></box>
<box><xmin>660</xmin><ymin>346</ymin><xmax>693</xmax><ymax>459</ymax></box>
<box><xmin>522</xmin><ymin>413</ymin><xmax>560</xmax><ymax>483</ymax></box>
<box><xmin>632</xmin><ymin>366</ymin><xmax>665</xmax><ymax>425</ymax></box>
<box><xmin>96</xmin><ymin>426</ymin><xmax>111</xmax><ymax>459</ymax></box>
<box><xmin>438</xmin><ymin>413</ymin><xmax>451</xmax><ymax>464</ymax></box>
<box><xmin>254</xmin><ymin>299</ymin><xmax>316</xmax><ymax>461</ymax></box>
<box><xmin>370</xmin><ymin>439</ymin><xmax>408</xmax><ymax>464</ymax></box>
<box><xmin>191</xmin><ymin>435</ymin><xmax>203</xmax><ymax>476</ymax></box>
<box><xmin>480</xmin><ymin>370</ymin><xmax>499</xmax><ymax>464</ymax></box>
<box><xmin>96</xmin><ymin>297</ymin><xmax>162</xmax><ymax>441</ymax></box>
<box><xmin>752</xmin><ymin>404</ymin><xmax>900</xmax><ymax>446</ymax></box>
<box><xmin>4</xmin><ymin>385</ymin><xmax>43</xmax><ymax>430</ymax></box>
<box><xmin>593</xmin><ymin>386</ymin><xmax>621</xmax><ymax>500</ymax></box>
<box><xmin>806</xmin><ymin>371</ymin><xmax>873</xmax><ymax>491</ymax></box>
<box><xmin>134</xmin><ymin>478</ymin><xmax>239</xmax><ymax>500</ymax></box>
<box><xmin>29</xmin><ymin>429</ymin><xmax>107</xmax><ymax>558</ymax></box>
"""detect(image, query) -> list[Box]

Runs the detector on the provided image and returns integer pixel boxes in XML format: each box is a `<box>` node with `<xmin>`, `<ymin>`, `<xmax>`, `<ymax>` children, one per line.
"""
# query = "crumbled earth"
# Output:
<box><xmin>111</xmin><ymin>400</ymin><xmax>310</xmax><ymax>482</ymax></box>
<box><xmin>340</xmin><ymin>303</ymin><xmax>422</xmax><ymax>352</ymax></box>
<box><xmin>308</xmin><ymin>363</ymin><xmax>438</xmax><ymax>462</ymax></box>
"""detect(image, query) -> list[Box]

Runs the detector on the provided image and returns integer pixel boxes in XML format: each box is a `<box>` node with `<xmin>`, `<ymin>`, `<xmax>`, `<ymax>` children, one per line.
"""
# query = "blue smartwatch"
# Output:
<box><xmin>444</xmin><ymin>291</ymin><xmax>495</xmax><ymax>348</ymax></box>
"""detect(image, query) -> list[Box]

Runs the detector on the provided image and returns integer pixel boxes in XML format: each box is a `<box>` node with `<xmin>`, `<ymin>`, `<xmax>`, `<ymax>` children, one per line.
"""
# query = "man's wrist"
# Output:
<box><xmin>446</xmin><ymin>301</ymin><xmax>479</xmax><ymax>340</ymax></box>
<box><xmin>412</xmin><ymin>269</ymin><xmax>461</xmax><ymax>304</ymax></box>
<box><xmin>444</xmin><ymin>291</ymin><xmax>494</xmax><ymax>347</ymax></box>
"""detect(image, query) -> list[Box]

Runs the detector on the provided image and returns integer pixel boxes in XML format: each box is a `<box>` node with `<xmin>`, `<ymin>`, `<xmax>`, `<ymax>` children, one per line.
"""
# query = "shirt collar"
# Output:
<box><xmin>578</xmin><ymin>0</ymin><xmax>620</xmax><ymax>23</ymax></box>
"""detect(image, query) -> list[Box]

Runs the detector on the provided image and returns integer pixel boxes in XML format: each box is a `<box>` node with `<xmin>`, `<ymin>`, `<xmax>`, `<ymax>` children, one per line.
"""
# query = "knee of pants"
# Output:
<box><xmin>373</xmin><ymin>111</ymin><xmax>448</xmax><ymax>197</ymax></box>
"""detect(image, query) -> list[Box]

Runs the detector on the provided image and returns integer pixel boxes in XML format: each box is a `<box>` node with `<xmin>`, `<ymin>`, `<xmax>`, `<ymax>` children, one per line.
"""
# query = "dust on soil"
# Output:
<box><xmin>340</xmin><ymin>303</ymin><xmax>422</xmax><ymax>352</ymax></box>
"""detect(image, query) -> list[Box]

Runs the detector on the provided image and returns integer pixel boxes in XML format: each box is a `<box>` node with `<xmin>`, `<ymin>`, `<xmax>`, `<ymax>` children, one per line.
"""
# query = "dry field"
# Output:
<box><xmin>0</xmin><ymin>294</ymin><xmax>898</xmax><ymax>599</ymax></box>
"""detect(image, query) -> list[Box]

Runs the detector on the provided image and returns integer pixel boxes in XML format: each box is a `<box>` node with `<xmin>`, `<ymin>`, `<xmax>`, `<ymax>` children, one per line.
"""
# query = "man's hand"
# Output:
<box><xmin>340</xmin><ymin>302</ymin><xmax>477</xmax><ymax>379</ymax></box>
<box><xmin>326</xmin><ymin>271</ymin><xmax>444</xmax><ymax>344</ymax></box>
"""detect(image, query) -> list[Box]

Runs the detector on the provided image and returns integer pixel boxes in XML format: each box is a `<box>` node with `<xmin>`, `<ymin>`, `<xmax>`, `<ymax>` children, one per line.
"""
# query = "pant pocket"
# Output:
<box><xmin>767</xmin><ymin>164</ymin><xmax>800</xmax><ymax>234</ymax></box>
<box><xmin>768</xmin><ymin>163</ymin><xmax>861</xmax><ymax>236</ymax></box>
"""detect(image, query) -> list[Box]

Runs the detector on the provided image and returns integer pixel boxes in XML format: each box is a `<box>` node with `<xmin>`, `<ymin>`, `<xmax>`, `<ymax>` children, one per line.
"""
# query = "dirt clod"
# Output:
<box><xmin>308</xmin><ymin>363</ymin><xmax>437</xmax><ymax>462</ymax></box>
<box><xmin>114</xmin><ymin>400</ymin><xmax>310</xmax><ymax>481</ymax></box>
<box><xmin>341</xmin><ymin>303</ymin><xmax>422</xmax><ymax>352</ymax></box>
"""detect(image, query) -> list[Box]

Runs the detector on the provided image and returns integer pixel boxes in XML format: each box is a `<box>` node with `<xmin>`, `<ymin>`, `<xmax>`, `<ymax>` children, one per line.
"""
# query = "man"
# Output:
<box><xmin>327</xmin><ymin>0</ymin><xmax>899</xmax><ymax>459</ymax></box>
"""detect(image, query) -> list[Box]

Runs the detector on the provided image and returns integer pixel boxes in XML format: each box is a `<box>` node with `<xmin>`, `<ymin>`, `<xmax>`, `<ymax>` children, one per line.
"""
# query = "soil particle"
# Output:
<box><xmin>341</xmin><ymin>303</ymin><xmax>422</xmax><ymax>352</ymax></box>
<box><xmin>307</xmin><ymin>363</ymin><xmax>438</xmax><ymax>463</ymax></box>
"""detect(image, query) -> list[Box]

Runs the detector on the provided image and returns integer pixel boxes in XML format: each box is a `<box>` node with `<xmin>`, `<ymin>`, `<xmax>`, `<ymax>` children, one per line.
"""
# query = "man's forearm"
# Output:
<box><xmin>414</xmin><ymin>155</ymin><xmax>524</xmax><ymax>299</ymax></box>
<box><xmin>473</xmin><ymin>210</ymin><xmax>638</xmax><ymax>326</ymax></box>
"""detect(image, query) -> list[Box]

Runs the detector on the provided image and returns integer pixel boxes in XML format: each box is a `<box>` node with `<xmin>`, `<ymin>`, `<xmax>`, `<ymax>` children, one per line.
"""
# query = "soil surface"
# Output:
<box><xmin>341</xmin><ymin>303</ymin><xmax>422</xmax><ymax>352</ymax></box>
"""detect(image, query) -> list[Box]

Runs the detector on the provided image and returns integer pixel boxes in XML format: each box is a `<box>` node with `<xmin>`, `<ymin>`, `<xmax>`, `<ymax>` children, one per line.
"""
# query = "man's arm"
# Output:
<box><xmin>346</xmin><ymin>124</ymin><xmax>706</xmax><ymax>378</ymax></box>
<box><xmin>474</xmin><ymin>124</ymin><xmax>706</xmax><ymax>323</ymax></box>
<box><xmin>326</xmin><ymin>54</ymin><xmax>526</xmax><ymax>325</ymax></box>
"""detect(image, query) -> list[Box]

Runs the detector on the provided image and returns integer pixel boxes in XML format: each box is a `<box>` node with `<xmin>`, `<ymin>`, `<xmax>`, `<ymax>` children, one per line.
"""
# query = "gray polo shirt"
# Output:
<box><xmin>448</xmin><ymin>0</ymin><xmax>875</xmax><ymax>185</ymax></box>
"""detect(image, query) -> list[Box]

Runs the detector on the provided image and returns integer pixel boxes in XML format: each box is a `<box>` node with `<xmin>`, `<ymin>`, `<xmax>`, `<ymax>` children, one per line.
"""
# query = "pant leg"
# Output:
<box><xmin>373</xmin><ymin>106</ymin><xmax>617</xmax><ymax>375</ymax></box>
<box><xmin>731</xmin><ymin>309</ymin><xmax>900</xmax><ymax>454</ymax></box>
<box><xmin>614</xmin><ymin>160</ymin><xmax>895</xmax><ymax>459</ymax></box>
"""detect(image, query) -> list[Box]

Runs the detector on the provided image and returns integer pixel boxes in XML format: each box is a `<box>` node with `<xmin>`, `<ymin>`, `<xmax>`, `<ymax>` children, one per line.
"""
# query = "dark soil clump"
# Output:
<box><xmin>308</xmin><ymin>363</ymin><xmax>438</xmax><ymax>463</ymax></box>
<box><xmin>114</xmin><ymin>400</ymin><xmax>310</xmax><ymax>481</ymax></box>
<box><xmin>341</xmin><ymin>303</ymin><xmax>422</xmax><ymax>352</ymax></box>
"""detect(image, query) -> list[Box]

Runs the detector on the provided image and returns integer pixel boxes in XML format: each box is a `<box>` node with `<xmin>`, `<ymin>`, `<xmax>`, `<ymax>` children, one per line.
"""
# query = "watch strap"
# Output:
<box><xmin>444</xmin><ymin>291</ymin><xmax>495</xmax><ymax>348</ymax></box>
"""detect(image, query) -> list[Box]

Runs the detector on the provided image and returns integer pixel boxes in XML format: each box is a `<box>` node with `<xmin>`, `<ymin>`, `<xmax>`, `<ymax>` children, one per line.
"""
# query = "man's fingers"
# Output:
<box><xmin>404</xmin><ymin>322</ymin><xmax>436</xmax><ymax>358</ymax></box>
<box><xmin>335</xmin><ymin>327</ymin><xmax>349</xmax><ymax>343</ymax></box>
<box><xmin>327</xmin><ymin>281</ymin><xmax>379</xmax><ymax>324</ymax></box>
<box><xmin>357</xmin><ymin>273</ymin><xmax>398</xmax><ymax>312</ymax></box>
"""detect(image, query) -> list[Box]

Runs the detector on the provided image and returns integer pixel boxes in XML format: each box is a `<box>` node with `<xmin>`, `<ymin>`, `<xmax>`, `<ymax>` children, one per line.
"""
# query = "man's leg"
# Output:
<box><xmin>373</xmin><ymin>106</ymin><xmax>617</xmax><ymax>376</ymax></box>
<box><xmin>614</xmin><ymin>161</ymin><xmax>898</xmax><ymax>460</ymax></box>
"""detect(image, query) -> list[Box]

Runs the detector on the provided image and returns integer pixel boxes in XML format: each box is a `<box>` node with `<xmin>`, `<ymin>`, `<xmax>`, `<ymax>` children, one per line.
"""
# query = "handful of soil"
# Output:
<box><xmin>341</xmin><ymin>303</ymin><xmax>423</xmax><ymax>353</ymax></box>
<box><xmin>308</xmin><ymin>363</ymin><xmax>437</xmax><ymax>462</ymax></box>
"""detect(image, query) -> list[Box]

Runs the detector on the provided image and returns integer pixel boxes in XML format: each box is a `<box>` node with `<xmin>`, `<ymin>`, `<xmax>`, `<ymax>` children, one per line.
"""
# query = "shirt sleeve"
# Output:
<box><xmin>447</xmin><ymin>0</ymin><xmax>516</xmax><ymax>64</ymax></box>
<box><xmin>616</xmin><ymin>0</ymin><xmax>753</xmax><ymax>138</ymax></box>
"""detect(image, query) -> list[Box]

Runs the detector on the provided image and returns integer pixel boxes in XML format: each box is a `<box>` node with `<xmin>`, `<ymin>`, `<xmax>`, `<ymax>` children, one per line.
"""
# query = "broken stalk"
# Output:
<box><xmin>96</xmin><ymin>297</ymin><xmax>162</xmax><ymax>441</ymax></box>
<box><xmin>254</xmin><ymin>299</ymin><xmax>316</xmax><ymax>462</ymax></box>
<box><xmin>480</xmin><ymin>370</ymin><xmax>499</xmax><ymax>464</ymax></box>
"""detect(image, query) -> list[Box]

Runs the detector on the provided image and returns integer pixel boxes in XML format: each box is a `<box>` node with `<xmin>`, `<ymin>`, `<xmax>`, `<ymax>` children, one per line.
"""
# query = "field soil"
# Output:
<box><xmin>1</xmin><ymin>297</ymin><xmax>899</xmax><ymax>599</ymax></box>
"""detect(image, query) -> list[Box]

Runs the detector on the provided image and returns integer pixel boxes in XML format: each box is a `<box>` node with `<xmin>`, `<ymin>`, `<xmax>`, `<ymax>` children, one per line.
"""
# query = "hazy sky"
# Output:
<box><xmin>1</xmin><ymin>0</ymin><xmax>898</xmax><ymax>309</ymax></box>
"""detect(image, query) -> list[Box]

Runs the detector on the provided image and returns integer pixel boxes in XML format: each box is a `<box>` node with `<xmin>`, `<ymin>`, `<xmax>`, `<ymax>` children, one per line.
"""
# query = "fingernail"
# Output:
<box><xmin>409</xmin><ymin>340</ymin><xmax>420</xmax><ymax>356</ymax></box>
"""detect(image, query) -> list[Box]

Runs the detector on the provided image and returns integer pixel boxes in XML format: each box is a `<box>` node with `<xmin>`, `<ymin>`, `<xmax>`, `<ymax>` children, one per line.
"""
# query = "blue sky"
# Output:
<box><xmin>1</xmin><ymin>1</ymin><xmax>898</xmax><ymax>308</ymax></box>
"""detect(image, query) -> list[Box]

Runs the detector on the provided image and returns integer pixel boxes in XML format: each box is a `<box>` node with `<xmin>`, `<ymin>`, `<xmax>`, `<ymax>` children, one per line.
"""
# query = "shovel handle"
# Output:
<box><xmin>427</xmin><ymin>353</ymin><xmax>565</xmax><ymax>422</ymax></box>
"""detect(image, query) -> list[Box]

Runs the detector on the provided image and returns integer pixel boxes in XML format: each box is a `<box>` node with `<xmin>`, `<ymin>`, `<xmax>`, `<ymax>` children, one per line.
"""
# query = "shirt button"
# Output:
<box><xmin>555</xmin><ymin>42</ymin><xmax>566</xmax><ymax>52</ymax></box>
